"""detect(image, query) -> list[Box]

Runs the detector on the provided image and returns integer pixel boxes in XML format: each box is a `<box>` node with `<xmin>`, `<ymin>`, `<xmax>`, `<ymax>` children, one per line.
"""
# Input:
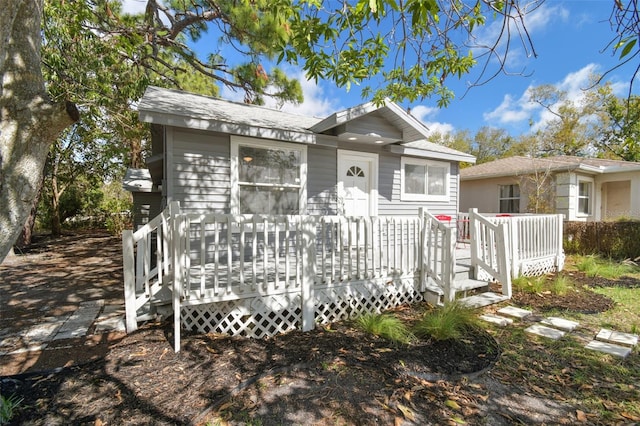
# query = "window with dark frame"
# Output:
<box><xmin>499</xmin><ymin>184</ymin><xmax>520</xmax><ymax>213</ymax></box>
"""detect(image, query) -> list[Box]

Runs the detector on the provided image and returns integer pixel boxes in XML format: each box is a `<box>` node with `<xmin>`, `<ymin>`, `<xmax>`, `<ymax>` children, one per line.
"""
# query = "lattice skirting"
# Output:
<box><xmin>519</xmin><ymin>256</ymin><xmax>561</xmax><ymax>277</ymax></box>
<box><xmin>314</xmin><ymin>277</ymin><xmax>423</xmax><ymax>325</ymax></box>
<box><xmin>180</xmin><ymin>277</ymin><xmax>422</xmax><ymax>338</ymax></box>
<box><xmin>181</xmin><ymin>293</ymin><xmax>302</xmax><ymax>338</ymax></box>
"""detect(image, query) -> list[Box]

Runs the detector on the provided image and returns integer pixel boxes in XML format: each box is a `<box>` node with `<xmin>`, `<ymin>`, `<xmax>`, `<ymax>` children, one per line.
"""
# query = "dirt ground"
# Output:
<box><xmin>0</xmin><ymin>232</ymin><xmax>620</xmax><ymax>425</ymax></box>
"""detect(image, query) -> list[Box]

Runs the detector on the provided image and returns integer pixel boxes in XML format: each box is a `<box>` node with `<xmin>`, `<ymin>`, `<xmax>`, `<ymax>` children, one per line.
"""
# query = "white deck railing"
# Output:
<box><xmin>123</xmin><ymin>202</ymin><xmax>178</xmax><ymax>333</ymax></box>
<box><xmin>468</xmin><ymin>209</ymin><xmax>512</xmax><ymax>298</ymax></box>
<box><xmin>123</xmin><ymin>203</ymin><xmax>457</xmax><ymax>350</ymax></box>
<box><xmin>464</xmin><ymin>210</ymin><xmax>564</xmax><ymax>283</ymax></box>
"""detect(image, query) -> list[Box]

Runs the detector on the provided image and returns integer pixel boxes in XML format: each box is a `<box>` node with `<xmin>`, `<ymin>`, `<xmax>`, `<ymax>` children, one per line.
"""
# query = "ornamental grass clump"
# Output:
<box><xmin>0</xmin><ymin>393</ymin><xmax>22</xmax><ymax>424</ymax></box>
<box><xmin>356</xmin><ymin>312</ymin><xmax>416</xmax><ymax>346</ymax></box>
<box><xmin>413</xmin><ymin>301</ymin><xmax>479</xmax><ymax>341</ymax></box>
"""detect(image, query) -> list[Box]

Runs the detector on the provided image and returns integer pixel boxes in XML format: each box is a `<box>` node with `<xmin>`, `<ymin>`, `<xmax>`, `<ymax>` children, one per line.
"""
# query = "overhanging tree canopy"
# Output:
<box><xmin>1</xmin><ymin>0</ymin><xmax>638</xmax><ymax>263</ymax></box>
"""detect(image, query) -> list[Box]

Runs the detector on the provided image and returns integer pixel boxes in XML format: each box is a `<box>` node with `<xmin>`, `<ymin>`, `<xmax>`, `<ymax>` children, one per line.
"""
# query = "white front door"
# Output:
<box><xmin>337</xmin><ymin>151</ymin><xmax>378</xmax><ymax>217</ymax></box>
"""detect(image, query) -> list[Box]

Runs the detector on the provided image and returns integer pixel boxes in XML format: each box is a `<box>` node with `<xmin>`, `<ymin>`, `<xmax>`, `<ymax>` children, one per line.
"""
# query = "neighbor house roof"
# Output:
<box><xmin>461</xmin><ymin>155</ymin><xmax>640</xmax><ymax>180</ymax></box>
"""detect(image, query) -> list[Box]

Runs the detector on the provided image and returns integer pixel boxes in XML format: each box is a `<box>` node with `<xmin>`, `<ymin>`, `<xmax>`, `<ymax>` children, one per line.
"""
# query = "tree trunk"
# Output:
<box><xmin>0</xmin><ymin>0</ymin><xmax>79</xmax><ymax>263</ymax></box>
<box><xmin>15</xmin><ymin>173</ymin><xmax>44</xmax><ymax>249</ymax></box>
<box><xmin>51</xmin><ymin>172</ymin><xmax>62</xmax><ymax>236</ymax></box>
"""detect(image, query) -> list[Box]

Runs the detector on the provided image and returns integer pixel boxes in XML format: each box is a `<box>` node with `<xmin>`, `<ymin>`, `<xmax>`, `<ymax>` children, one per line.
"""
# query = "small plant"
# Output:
<box><xmin>512</xmin><ymin>275</ymin><xmax>547</xmax><ymax>293</ymax></box>
<box><xmin>550</xmin><ymin>274</ymin><xmax>571</xmax><ymax>296</ymax></box>
<box><xmin>356</xmin><ymin>312</ymin><xmax>415</xmax><ymax>345</ymax></box>
<box><xmin>0</xmin><ymin>393</ymin><xmax>23</xmax><ymax>424</ymax></box>
<box><xmin>413</xmin><ymin>301</ymin><xmax>479</xmax><ymax>341</ymax></box>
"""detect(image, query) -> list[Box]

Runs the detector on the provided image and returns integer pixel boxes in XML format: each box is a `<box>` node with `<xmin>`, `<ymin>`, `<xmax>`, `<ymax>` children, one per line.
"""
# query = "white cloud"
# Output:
<box><xmin>271</xmin><ymin>73</ymin><xmax>342</xmax><ymax>118</ymax></box>
<box><xmin>220</xmin><ymin>69</ymin><xmax>341</xmax><ymax>118</ymax></box>
<box><xmin>483</xmin><ymin>64</ymin><xmax>609</xmax><ymax>132</ymax></box>
<box><xmin>410</xmin><ymin>105</ymin><xmax>454</xmax><ymax>136</ymax></box>
<box><xmin>120</xmin><ymin>0</ymin><xmax>147</xmax><ymax>15</ymax></box>
<box><xmin>483</xmin><ymin>92</ymin><xmax>536</xmax><ymax>125</ymax></box>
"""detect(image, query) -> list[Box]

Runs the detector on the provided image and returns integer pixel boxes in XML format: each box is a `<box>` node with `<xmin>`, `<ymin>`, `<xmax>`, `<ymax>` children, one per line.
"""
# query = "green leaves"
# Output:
<box><xmin>616</xmin><ymin>37</ymin><xmax>638</xmax><ymax>59</ymax></box>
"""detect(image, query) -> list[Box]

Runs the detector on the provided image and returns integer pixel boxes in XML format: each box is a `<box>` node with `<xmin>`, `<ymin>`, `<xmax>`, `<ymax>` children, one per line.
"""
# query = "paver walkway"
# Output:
<box><xmin>481</xmin><ymin>305</ymin><xmax>638</xmax><ymax>358</ymax></box>
<box><xmin>0</xmin><ymin>300</ymin><xmax>125</xmax><ymax>357</ymax></box>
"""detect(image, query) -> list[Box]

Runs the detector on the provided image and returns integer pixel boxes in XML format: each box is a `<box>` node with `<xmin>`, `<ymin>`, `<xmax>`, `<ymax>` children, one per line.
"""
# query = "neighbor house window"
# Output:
<box><xmin>400</xmin><ymin>158</ymin><xmax>449</xmax><ymax>201</ymax></box>
<box><xmin>578</xmin><ymin>180</ymin><xmax>592</xmax><ymax>215</ymax></box>
<box><xmin>231</xmin><ymin>136</ymin><xmax>307</xmax><ymax>215</ymax></box>
<box><xmin>499</xmin><ymin>184</ymin><xmax>520</xmax><ymax>213</ymax></box>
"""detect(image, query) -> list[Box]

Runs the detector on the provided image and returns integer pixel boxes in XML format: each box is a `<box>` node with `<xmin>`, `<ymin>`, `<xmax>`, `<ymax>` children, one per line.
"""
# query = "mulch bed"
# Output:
<box><xmin>1</xmin><ymin>232</ymin><xmax>629</xmax><ymax>425</ymax></box>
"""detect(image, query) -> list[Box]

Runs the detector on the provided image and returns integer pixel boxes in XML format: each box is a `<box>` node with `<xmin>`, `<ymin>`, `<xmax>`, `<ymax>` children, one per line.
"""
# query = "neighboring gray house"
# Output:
<box><xmin>125</xmin><ymin>86</ymin><xmax>475</xmax><ymax>226</ymax></box>
<box><xmin>460</xmin><ymin>155</ymin><xmax>640</xmax><ymax>221</ymax></box>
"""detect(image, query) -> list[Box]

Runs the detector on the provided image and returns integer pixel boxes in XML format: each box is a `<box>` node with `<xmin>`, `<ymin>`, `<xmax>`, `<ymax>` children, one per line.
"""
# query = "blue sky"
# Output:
<box><xmin>124</xmin><ymin>1</ymin><xmax>638</xmax><ymax>137</ymax></box>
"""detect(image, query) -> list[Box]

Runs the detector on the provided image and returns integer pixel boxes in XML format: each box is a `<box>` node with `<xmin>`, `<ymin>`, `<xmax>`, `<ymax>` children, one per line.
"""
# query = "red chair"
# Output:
<box><xmin>496</xmin><ymin>214</ymin><xmax>512</xmax><ymax>217</ymax></box>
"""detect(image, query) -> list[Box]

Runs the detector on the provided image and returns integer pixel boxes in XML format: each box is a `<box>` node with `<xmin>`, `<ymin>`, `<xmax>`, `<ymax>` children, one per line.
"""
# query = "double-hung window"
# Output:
<box><xmin>499</xmin><ymin>184</ymin><xmax>520</xmax><ymax>213</ymax></box>
<box><xmin>578</xmin><ymin>179</ymin><xmax>592</xmax><ymax>215</ymax></box>
<box><xmin>400</xmin><ymin>158</ymin><xmax>449</xmax><ymax>201</ymax></box>
<box><xmin>231</xmin><ymin>136</ymin><xmax>307</xmax><ymax>215</ymax></box>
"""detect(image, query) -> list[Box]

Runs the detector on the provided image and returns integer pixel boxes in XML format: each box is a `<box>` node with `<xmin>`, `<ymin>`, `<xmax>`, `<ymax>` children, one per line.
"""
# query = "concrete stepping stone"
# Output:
<box><xmin>595</xmin><ymin>329</ymin><xmax>638</xmax><ymax>347</ymax></box>
<box><xmin>540</xmin><ymin>317</ymin><xmax>579</xmax><ymax>332</ymax></box>
<box><xmin>497</xmin><ymin>306</ymin><xmax>532</xmax><ymax>319</ymax></box>
<box><xmin>54</xmin><ymin>300</ymin><xmax>104</xmax><ymax>340</ymax></box>
<box><xmin>585</xmin><ymin>340</ymin><xmax>632</xmax><ymax>358</ymax></box>
<box><xmin>480</xmin><ymin>314</ymin><xmax>513</xmax><ymax>326</ymax></box>
<box><xmin>525</xmin><ymin>324</ymin><xmax>566</xmax><ymax>340</ymax></box>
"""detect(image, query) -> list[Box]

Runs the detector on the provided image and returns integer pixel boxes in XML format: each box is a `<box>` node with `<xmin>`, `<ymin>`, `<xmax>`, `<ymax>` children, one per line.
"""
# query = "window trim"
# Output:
<box><xmin>577</xmin><ymin>177</ymin><xmax>593</xmax><ymax>217</ymax></box>
<box><xmin>498</xmin><ymin>184</ymin><xmax>520</xmax><ymax>214</ymax></box>
<box><xmin>400</xmin><ymin>157</ymin><xmax>450</xmax><ymax>202</ymax></box>
<box><xmin>230</xmin><ymin>136</ymin><xmax>307</xmax><ymax>215</ymax></box>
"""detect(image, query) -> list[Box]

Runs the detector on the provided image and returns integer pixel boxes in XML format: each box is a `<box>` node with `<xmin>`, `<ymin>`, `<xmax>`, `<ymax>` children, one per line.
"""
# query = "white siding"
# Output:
<box><xmin>378</xmin><ymin>154</ymin><xmax>459</xmax><ymax>217</ymax></box>
<box><xmin>307</xmin><ymin>145</ymin><xmax>337</xmax><ymax>215</ymax></box>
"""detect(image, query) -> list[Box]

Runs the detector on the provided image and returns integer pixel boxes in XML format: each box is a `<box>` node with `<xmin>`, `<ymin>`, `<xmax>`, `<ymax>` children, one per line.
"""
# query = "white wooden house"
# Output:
<box><xmin>123</xmin><ymin>87</ymin><xmax>563</xmax><ymax>351</ymax></box>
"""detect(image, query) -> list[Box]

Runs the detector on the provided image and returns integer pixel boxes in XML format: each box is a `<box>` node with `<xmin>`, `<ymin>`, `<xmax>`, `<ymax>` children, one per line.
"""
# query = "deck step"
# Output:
<box><xmin>459</xmin><ymin>292</ymin><xmax>509</xmax><ymax>308</ymax></box>
<box><xmin>454</xmin><ymin>278</ymin><xmax>489</xmax><ymax>293</ymax></box>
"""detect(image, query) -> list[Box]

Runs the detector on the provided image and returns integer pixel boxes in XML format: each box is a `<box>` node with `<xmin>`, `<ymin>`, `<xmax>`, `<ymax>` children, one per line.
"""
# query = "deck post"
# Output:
<box><xmin>556</xmin><ymin>214</ymin><xmax>565</xmax><ymax>271</ymax></box>
<box><xmin>444</xmin><ymin>225</ymin><xmax>455</xmax><ymax>302</ymax></box>
<box><xmin>123</xmin><ymin>230</ymin><xmax>138</xmax><ymax>333</ymax></box>
<box><xmin>496</xmin><ymin>222</ymin><xmax>512</xmax><ymax>298</ymax></box>
<box><xmin>508</xmin><ymin>218</ymin><xmax>519</xmax><ymax>277</ymax></box>
<box><xmin>418</xmin><ymin>208</ymin><xmax>426</xmax><ymax>292</ymax></box>
<box><xmin>301</xmin><ymin>216</ymin><xmax>317</xmax><ymax>332</ymax></box>
<box><xmin>173</xmin><ymin>213</ymin><xmax>184</xmax><ymax>352</ymax></box>
<box><xmin>468</xmin><ymin>208</ymin><xmax>479</xmax><ymax>280</ymax></box>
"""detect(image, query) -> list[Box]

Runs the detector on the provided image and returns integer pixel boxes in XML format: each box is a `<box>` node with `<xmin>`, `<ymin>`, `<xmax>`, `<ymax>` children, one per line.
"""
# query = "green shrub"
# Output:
<box><xmin>413</xmin><ymin>301</ymin><xmax>478</xmax><ymax>341</ymax></box>
<box><xmin>356</xmin><ymin>313</ymin><xmax>415</xmax><ymax>345</ymax></box>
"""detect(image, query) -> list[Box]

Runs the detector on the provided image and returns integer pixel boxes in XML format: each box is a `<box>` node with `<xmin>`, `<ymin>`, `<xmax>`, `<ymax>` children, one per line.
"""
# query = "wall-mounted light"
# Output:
<box><xmin>243</xmin><ymin>156</ymin><xmax>253</xmax><ymax>163</ymax></box>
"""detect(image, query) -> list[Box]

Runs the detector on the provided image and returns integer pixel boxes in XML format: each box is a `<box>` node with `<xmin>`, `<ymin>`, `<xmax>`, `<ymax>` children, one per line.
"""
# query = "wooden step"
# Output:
<box><xmin>454</xmin><ymin>278</ymin><xmax>489</xmax><ymax>293</ymax></box>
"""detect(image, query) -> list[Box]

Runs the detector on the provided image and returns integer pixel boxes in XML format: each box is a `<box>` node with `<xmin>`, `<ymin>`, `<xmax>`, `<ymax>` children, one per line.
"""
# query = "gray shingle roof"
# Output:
<box><xmin>138</xmin><ymin>86</ymin><xmax>321</xmax><ymax>135</ymax></box>
<box><xmin>461</xmin><ymin>155</ymin><xmax>640</xmax><ymax>180</ymax></box>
